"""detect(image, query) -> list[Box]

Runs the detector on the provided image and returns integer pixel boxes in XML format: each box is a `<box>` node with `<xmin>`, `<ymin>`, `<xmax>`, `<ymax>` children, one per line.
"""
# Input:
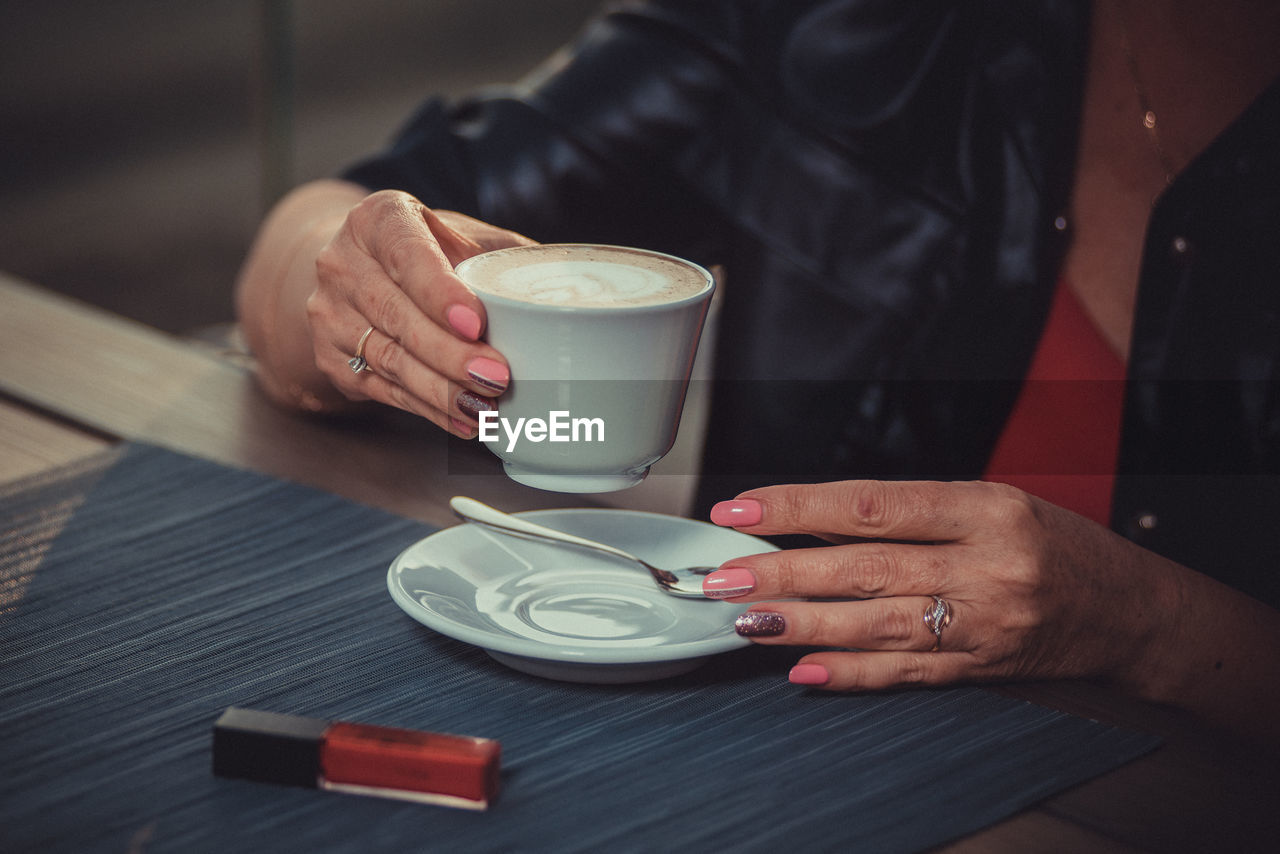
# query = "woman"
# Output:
<box><xmin>236</xmin><ymin>1</ymin><xmax>1280</xmax><ymax>743</ymax></box>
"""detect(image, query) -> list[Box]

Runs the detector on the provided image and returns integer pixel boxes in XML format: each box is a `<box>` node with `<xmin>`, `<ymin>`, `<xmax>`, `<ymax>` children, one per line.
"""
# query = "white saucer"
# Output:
<box><xmin>387</xmin><ymin>508</ymin><xmax>777</xmax><ymax>683</ymax></box>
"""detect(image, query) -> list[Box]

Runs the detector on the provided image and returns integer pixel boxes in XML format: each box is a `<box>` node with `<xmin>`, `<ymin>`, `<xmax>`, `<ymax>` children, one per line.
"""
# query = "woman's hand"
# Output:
<box><xmin>235</xmin><ymin>180</ymin><xmax>534</xmax><ymax>434</ymax></box>
<box><xmin>306</xmin><ymin>190</ymin><xmax>535</xmax><ymax>434</ymax></box>
<box><xmin>703</xmin><ymin>479</ymin><xmax>1186</xmax><ymax>693</ymax></box>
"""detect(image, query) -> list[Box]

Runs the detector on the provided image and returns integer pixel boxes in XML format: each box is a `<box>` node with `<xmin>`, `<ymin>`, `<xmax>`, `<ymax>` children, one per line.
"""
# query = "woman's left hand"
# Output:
<box><xmin>703</xmin><ymin>480</ymin><xmax>1184</xmax><ymax>692</ymax></box>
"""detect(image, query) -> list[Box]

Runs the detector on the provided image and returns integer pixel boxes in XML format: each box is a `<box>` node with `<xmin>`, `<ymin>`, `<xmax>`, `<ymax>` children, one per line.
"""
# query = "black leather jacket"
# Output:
<box><xmin>344</xmin><ymin>1</ymin><xmax>1280</xmax><ymax>606</ymax></box>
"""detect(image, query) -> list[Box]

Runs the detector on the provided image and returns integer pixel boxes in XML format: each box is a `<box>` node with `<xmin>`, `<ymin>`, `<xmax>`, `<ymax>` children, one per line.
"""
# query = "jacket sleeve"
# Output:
<box><xmin>339</xmin><ymin>1</ymin><xmax>752</xmax><ymax>268</ymax></box>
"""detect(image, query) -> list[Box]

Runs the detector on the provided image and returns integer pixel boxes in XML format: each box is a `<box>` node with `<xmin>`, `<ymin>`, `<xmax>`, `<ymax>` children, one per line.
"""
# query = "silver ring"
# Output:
<box><xmin>923</xmin><ymin>595</ymin><xmax>952</xmax><ymax>652</ymax></box>
<box><xmin>348</xmin><ymin>326</ymin><xmax>375</xmax><ymax>374</ymax></box>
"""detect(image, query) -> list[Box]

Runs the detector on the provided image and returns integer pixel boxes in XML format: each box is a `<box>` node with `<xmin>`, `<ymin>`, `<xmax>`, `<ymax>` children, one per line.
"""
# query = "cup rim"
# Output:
<box><xmin>454</xmin><ymin>243</ymin><xmax>715</xmax><ymax>313</ymax></box>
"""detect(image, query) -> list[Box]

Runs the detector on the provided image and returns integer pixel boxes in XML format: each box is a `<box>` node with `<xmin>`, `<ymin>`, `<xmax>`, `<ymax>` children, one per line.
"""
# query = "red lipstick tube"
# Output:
<box><xmin>212</xmin><ymin>707</ymin><xmax>501</xmax><ymax>809</ymax></box>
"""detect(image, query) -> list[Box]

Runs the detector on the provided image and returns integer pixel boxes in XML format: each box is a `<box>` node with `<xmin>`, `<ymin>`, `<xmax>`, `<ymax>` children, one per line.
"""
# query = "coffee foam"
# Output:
<box><xmin>460</xmin><ymin>245</ymin><xmax>708</xmax><ymax>308</ymax></box>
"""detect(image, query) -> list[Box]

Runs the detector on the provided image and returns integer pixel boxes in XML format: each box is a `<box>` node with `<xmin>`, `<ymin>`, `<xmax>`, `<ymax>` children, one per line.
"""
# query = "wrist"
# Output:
<box><xmin>1106</xmin><ymin>549</ymin><xmax>1194</xmax><ymax>702</ymax></box>
<box><xmin>1103</xmin><ymin>547</ymin><xmax>1280</xmax><ymax>739</ymax></box>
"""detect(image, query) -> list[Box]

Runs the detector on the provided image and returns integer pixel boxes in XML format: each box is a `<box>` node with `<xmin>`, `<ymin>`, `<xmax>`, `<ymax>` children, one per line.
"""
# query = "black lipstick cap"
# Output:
<box><xmin>212</xmin><ymin>707</ymin><xmax>329</xmax><ymax>788</ymax></box>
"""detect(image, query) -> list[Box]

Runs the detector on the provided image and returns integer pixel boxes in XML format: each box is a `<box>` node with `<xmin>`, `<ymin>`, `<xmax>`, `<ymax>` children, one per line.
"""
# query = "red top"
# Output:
<box><xmin>982</xmin><ymin>279</ymin><xmax>1126</xmax><ymax>526</ymax></box>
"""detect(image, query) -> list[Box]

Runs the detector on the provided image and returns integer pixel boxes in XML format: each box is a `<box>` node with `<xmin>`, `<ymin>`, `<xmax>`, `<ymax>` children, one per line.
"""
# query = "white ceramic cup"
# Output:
<box><xmin>454</xmin><ymin>244</ymin><xmax>715</xmax><ymax>493</ymax></box>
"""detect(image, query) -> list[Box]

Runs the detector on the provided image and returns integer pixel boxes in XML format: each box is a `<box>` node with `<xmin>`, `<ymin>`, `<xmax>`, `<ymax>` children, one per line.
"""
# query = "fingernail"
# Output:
<box><xmin>710</xmin><ymin>499</ymin><xmax>763</xmax><ymax>527</ymax></box>
<box><xmin>789</xmin><ymin>664</ymin><xmax>830</xmax><ymax>686</ymax></box>
<box><xmin>456</xmin><ymin>390</ymin><xmax>496</xmax><ymax>421</ymax></box>
<box><xmin>446</xmin><ymin>304</ymin><xmax>483</xmax><ymax>340</ymax></box>
<box><xmin>466</xmin><ymin>357</ymin><xmax>509</xmax><ymax>392</ymax></box>
<box><xmin>735</xmin><ymin>610</ymin><xmax>785</xmax><ymax>637</ymax></box>
<box><xmin>702</xmin><ymin>567</ymin><xmax>756</xmax><ymax>599</ymax></box>
<box><xmin>450</xmin><ymin>417</ymin><xmax>477</xmax><ymax>438</ymax></box>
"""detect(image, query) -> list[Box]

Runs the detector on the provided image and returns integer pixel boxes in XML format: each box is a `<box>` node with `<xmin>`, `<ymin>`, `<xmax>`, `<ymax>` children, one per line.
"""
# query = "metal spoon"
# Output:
<box><xmin>449</xmin><ymin>496</ymin><xmax>716</xmax><ymax>599</ymax></box>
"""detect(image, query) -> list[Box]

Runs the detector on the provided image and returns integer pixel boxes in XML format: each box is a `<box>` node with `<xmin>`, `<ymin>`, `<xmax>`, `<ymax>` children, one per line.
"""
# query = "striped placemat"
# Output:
<box><xmin>0</xmin><ymin>443</ymin><xmax>1159</xmax><ymax>852</ymax></box>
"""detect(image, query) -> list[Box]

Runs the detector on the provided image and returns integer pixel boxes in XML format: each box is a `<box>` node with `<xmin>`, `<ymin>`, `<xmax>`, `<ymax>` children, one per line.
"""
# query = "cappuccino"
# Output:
<box><xmin>458</xmin><ymin>244</ymin><xmax>710</xmax><ymax>308</ymax></box>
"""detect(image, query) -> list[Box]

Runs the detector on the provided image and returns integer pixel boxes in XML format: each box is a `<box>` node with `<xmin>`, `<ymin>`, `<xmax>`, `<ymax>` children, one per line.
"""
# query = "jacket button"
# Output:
<box><xmin>1171</xmin><ymin>236</ymin><xmax>1190</xmax><ymax>256</ymax></box>
<box><xmin>1136</xmin><ymin>512</ymin><xmax>1158</xmax><ymax>531</ymax></box>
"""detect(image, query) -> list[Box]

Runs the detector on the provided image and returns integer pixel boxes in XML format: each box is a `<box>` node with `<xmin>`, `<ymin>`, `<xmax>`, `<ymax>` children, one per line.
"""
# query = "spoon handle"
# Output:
<box><xmin>449</xmin><ymin>496</ymin><xmax>639</xmax><ymax>564</ymax></box>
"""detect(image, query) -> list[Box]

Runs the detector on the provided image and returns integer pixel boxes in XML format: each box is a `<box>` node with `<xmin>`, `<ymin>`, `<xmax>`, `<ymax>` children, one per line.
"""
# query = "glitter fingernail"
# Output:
<box><xmin>735</xmin><ymin>610</ymin><xmax>785</xmax><ymax>637</ymax></box>
<box><xmin>456</xmin><ymin>390</ymin><xmax>496</xmax><ymax>421</ymax></box>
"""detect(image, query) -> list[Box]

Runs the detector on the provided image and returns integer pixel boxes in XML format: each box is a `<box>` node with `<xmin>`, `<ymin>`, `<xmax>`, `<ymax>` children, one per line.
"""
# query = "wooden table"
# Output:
<box><xmin>2</xmin><ymin>272</ymin><xmax>1275</xmax><ymax>852</ymax></box>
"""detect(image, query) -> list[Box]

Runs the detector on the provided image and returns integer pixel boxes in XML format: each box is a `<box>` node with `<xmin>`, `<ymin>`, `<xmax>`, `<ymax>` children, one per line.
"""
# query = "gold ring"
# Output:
<box><xmin>348</xmin><ymin>326</ymin><xmax>375</xmax><ymax>374</ymax></box>
<box><xmin>923</xmin><ymin>595</ymin><xmax>952</xmax><ymax>652</ymax></box>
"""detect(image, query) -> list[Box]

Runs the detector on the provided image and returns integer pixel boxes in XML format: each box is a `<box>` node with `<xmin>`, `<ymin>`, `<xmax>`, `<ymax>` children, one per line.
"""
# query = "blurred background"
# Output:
<box><xmin>1</xmin><ymin>0</ymin><xmax>602</xmax><ymax>335</ymax></box>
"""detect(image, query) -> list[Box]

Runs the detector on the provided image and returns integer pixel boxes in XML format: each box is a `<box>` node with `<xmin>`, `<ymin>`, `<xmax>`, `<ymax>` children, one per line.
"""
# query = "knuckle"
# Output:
<box><xmin>770</xmin><ymin>556</ymin><xmax>803</xmax><ymax>593</ymax></box>
<box><xmin>355</xmin><ymin>189</ymin><xmax>407</xmax><ymax>224</ymax></box>
<box><xmin>303</xmin><ymin>290</ymin><xmax>325</xmax><ymax>326</ymax></box>
<box><xmin>969</xmin><ymin>637</ymin><xmax>1013</xmax><ymax>671</ymax></box>
<box><xmin>303</xmin><ymin>289</ymin><xmax>339</xmax><ymax>334</ymax></box>
<box><xmin>998</xmin><ymin>601</ymin><xmax>1040</xmax><ymax>636</ymax></box>
<box><xmin>893</xmin><ymin>654</ymin><xmax>931</xmax><ymax>686</ymax></box>
<box><xmin>806</xmin><ymin>608</ymin><xmax>846</xmax><ymax>643</ymax></box>
<box><xmin>382</xmin><ymin>234</ymin><xmax>422</xmax><ymax>283</ymax></box>
<box><xmin>770</xmin><ymin>482</ymin><xmax>858</xmax><ymax>533</ymax></box>
<box><xmin>771</xmin><ymin>551</ymin><xmax>825</xmax><ymax>593</ymax></box>
<box><xmin>432</xmin><ymin>380</ymin><xmax>462</xmax><ymax>415</ymax></box>
<box><xmin>980</xmin><ymin>480</ymin><xmax>1038</xmax><ymax>527</ymax></box>
<box><xmin>769</xmin><ymin>489</ymin><xmax>810</xmax><ymax>530</ymax></box>
<box><xmin>869</xmin><ymin>606</ymin><xmax>919</xmax><ymax>644</ymax></box>
<box><xmin>314</xmin><ymin>241</ymin><xmax>344</xmax><ymax>283</ymax></box>
<box><xmin>352</xmin><ymin>192</ymin><xmax>427</xmax><ymax>281</ymax></box>
<box><xmin>771</xmin><ymin>549</ymin><xmax>856</xmax><ymax>596</ymax></box>
<box><xmin>369</xmin><ymin>288</ymin><xmax>405</xmax><ymax>337</ymax></box>
<box><xmin>852</xmin><ymin>545</ymin><xmax>896</xmax><ymax>596</ymax></box>
<box><xmin>849</xmin><ymin>480</ymin><xmax>896</xmax><ymax>534</ymax></box>
<box><xmin>375</xmin><ymin>338</ymin><xmax>407</xmax><ymax>384</ymax></box>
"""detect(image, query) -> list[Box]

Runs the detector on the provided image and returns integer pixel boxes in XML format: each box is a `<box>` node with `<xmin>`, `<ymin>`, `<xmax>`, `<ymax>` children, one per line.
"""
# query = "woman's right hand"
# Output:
<box><xmin>238</xmin><ymin>181</ymin><xmax>535</xmax><ymax>435</ymax></box>
<box><xmin>308</xmin><ymin>189</ymin><xmax>535</xmax><ymax>436</ymax></box>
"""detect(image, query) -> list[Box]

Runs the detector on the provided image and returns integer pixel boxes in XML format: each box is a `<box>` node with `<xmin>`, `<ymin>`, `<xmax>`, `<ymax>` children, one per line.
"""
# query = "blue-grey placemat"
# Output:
<box><xmin>0</xmin><ymin>443</ymin><xmax>1160</xmax><ymax>853</ymax></box>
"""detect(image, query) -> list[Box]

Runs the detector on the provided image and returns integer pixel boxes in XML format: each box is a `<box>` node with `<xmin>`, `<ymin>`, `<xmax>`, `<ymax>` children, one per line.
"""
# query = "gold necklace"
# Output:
<box><xmin>1113</xmin><ymin>3</ymin><xmax>1177</xmax><ymax>185</ymax></box>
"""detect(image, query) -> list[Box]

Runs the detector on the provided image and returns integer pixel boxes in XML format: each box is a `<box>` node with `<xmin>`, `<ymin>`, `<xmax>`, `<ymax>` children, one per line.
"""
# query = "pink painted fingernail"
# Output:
<box><xmin>466</xmin><ymin>357</ymin><xmax>509</xmax><ymax>392</ymax></box>
<box><xmin>450</xmin><ymin>417</ymin><xmax>477</xmax><ymax>438</ymax></box>
<box><xmin>735</xmin><ymin>610</ymin><xmax>785</xmax><ymax>637</ymax></box>
<box><xmin>710</xmin><ymin>499</ymin><xmax>762</xmax><ymax>527</ymax></box>
<box><xmin>446</xmin><ymin>304</ymin><xmax>483</xmax><ymax>340</ymax></box>
<box><xmin>702</xmin><ymin>567</ymin><xmax>756</xmax><ymax>599</ymax></box>
<box><xmin>789</xmin><ymin>664</ymin><xmax>830</xmax><ymax>686</ymax></box>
